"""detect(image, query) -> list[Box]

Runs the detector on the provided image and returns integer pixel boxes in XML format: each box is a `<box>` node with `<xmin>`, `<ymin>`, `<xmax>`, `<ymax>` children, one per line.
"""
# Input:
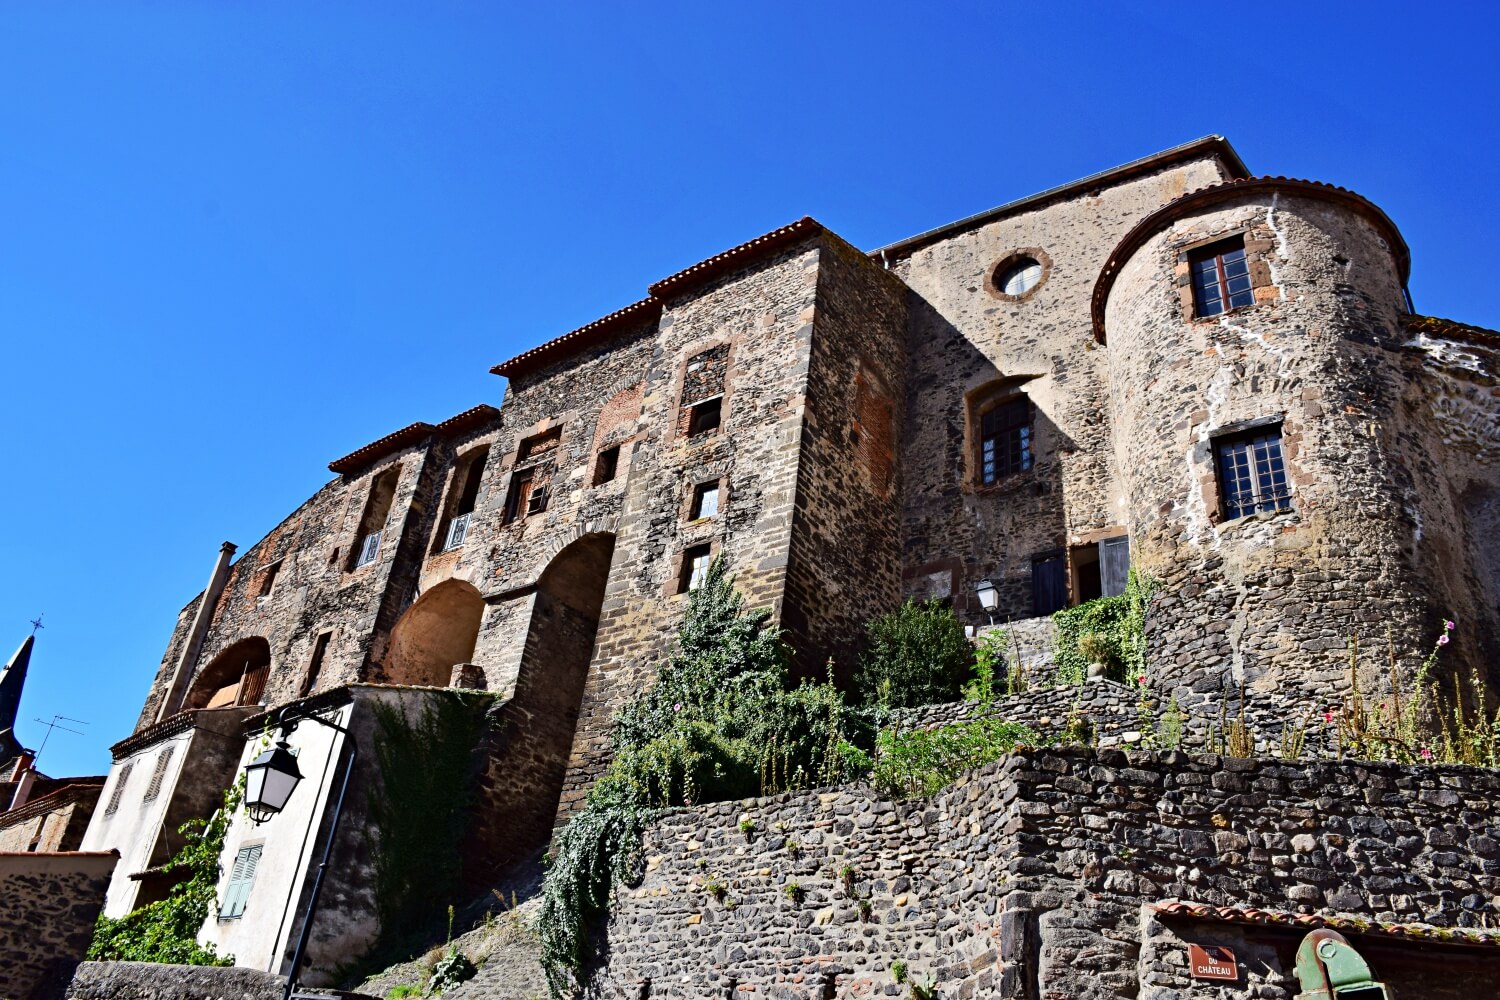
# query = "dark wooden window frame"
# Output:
<box><xmin>979</xmin><ymin>396</ymin><xmax>1033</xmax><ymax>485</ymax></box>
<box><xmin>1190</xmin><ymin>236</ymin><xmax>1256</xmax><ymax>318</ymax></box>
<box><xmin>1213</xmin><ymin>424</ymin><xmax>1293</xmax><ymax>521</ymax></box>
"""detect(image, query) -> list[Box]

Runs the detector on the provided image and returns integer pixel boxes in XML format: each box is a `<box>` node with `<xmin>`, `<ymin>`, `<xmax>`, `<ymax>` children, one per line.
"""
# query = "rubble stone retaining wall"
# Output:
<box><xmin>0</xmin><ymin>851</ymin><xmax>117</xmax><ymax>1000</ymax></box>
<box><xmin>595</xmin><ymin>747</ymin><xmax>1500</xmax><ymax>998</ymax></box>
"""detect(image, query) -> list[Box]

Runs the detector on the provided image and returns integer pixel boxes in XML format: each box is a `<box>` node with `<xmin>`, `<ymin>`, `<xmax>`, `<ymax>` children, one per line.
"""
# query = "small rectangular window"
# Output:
<box><xmin>441</xmin><ymin>447</ymin><xmax>489</xmax><ymax>551</ymax></box>
<box><xmin>257</xmin><ymin>560</ymin><xmax>281</xmax><ymax>598</ymax></box>
<box><xmin>594</xmin><ymin>445</ymin><xmax>621</xmax><ymax>486</ymax></box>
<box><xmin>504</xmin><ymin>469</ymin><xmax>535</xmax><ymax>524</ymax></box>
<box><xmin>1190</xmin><ymin>237</ymin><xmax>1255</xmax><ymax>318</ymax></box>
<box><xmin>1215</xmin><ymin>426</ymin><xmax>1293</xmax><ymax>520</ymax></box>
<box><xmin>688</xmin><ymin>397</ymin><xmax>722</xmax><ymax>438</ymax></box>
<box><xmin>353</xmin><ymin>529</ymin><xmax>383</xmax><ymax>568</ymax></box>
<box><xmin>143</xmin><ymin>747</ymin><xmax>175</xmax><ymax>803</ymax></box>
<box><xmin>980</xmin><ymin>397</ymin><xmax>1032</xmax><ymax>484</ymax></box>
<box><xmin>678</xmin><ymin>544</ymin><xmax>713</xmax><ymax>593</ymax></box>
<box><xmin>300</xmin><ymin>631</ymin><xmax>333</xmax><ymax>698</ymax></box>
<box><xmin>221</xmin><ymin>844</ymin><xmax>263</xmax><ymax>919</ymax></box>
<box><xmin>690</xmin><ymin>482</ymin><xmax>720</xmax><ymax>520</ymax></box>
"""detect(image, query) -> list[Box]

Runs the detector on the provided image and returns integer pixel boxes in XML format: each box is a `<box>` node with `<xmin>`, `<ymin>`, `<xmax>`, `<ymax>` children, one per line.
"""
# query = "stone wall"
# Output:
<box><xmin>1101</xmin><ymin>184</ymin><xmax>1436</xmax><ymax>718</ymax></box>
<box><xmin>892</xmin><ymin>153</ymin><xmax>1233</xmax><ymax>626</ymax></box>
<box><xmin>0</xmin><ymin>850</ymin><xmax>117</xmax><ymax>1000</ymax></box>
<box><xmin>593</xmin><ymin>747</ymin><xmax>1500</xmax><ymax>998</ymax></box>
<box><xmin>67</xmin><ymin>960</ymin><xmax>378</xmax><ymax>999</ymax></box>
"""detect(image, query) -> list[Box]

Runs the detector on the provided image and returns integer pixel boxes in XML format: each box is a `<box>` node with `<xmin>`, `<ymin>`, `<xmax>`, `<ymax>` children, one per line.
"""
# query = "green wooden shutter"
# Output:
<box><xmin>222</xmin><ymin>844</ymin><xmax>263</xmax><ymax>918</ymax></box>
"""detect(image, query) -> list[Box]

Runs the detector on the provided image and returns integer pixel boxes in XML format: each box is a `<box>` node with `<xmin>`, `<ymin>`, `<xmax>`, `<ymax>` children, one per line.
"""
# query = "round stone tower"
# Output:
<box><xmin>1093</xmin><ymin>177</ymin><xmax>1445</xmax><ymax>717</ymax></box>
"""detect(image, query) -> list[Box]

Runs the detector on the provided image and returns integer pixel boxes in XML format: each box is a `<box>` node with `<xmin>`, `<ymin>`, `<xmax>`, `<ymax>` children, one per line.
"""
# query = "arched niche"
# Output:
<box><xmin>384</xmin><ymin>579</ymin><xmax>486</xmax><ymax>687</ymax></box>
<box><xmin>185</xmin><ymin>636</ymin><xmax>271</xmax><ymax>711</ymax></box>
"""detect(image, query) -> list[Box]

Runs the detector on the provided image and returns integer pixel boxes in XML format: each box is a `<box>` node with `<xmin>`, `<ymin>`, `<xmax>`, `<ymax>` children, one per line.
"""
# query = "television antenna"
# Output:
<box><xmin>31</xmin><ymin>714</ymin><xmax>87</xmax><ymax>759</ymax></box>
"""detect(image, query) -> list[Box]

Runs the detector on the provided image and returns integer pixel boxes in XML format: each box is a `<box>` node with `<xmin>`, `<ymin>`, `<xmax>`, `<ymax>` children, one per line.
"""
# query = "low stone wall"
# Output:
<box><xmin>902</xmin><ymin>677</ymin><xmax>1147</xmax><ymax>747</ymax></box>
<box><xmin>67</xmin><ymin>961</ymin><xmax>378</xmax><ymax>999</ymax></box>
<box><xmin>594</xmin><ymin>747</ymin><xmax>1500</xmax><ymax>998</ymax></box>
<box><xmin>0</xmin><ymin>851</ymin><xmax>117</xmax><ymax>1000</ymax></box>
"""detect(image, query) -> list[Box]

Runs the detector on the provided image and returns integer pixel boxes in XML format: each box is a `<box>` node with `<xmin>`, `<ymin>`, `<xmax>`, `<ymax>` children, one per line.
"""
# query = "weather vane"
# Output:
<box><xmin>29</xmin><ymin>614</ymin><xmax>44</xmax><ymax>636</ymax></box>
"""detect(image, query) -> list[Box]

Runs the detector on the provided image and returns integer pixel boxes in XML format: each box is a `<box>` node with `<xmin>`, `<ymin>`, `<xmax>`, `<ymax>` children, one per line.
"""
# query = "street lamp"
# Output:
<box><xmin>242</xmin><ymin>708</ymin><xmax>356</xmax><ymax>1000</ymax></box>
<box><xmin>974</xmin><ymin>578</ymin><xmax>1000</xmax><ymax>626</ymax></box>
<box><xmin>243</xmin><ymin>740</ymin><xmax>302</xmax><ymax>824</ymax></box>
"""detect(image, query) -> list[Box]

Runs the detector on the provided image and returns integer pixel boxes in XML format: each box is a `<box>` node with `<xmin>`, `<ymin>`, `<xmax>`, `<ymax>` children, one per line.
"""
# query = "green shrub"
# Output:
<box><xmin>427</xmin><ymin>947</ymin><xmax>478</xmax><ymax>995</ymax></box>
<box><xmin>387</xmin><ymin>985</ymin><xmax>423</xmax><ymax>999</ymax></box>
<box><xmin>538</xmin><ymin>559</ymin><xmax>873</xmax><ymax>996</ymax></box>
<box><xmin>871</xmin><ymin>718</ymin><xmax>1041</xmax><ymax>798</ymax></box>
<box><xmin>856</xmin><ymin>598</ymin><xmax>973</xmax><ymax>708</ymax></box>
<box><xmin>88</xmin><ymin>781</ymin><xmax>241</xmax><ymax>966</ymax></box>
<box><xmin>1051</xmin><ymin>568</ymin><xmax>1156</xmax><ymax>684</ymax></box>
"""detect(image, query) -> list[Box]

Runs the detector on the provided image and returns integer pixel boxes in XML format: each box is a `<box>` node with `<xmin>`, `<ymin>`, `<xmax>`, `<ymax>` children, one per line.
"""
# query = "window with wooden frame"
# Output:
<box><xmin>517</xmin><ymin>428</ymin><xmax>561</xmax><ymax>462</ymax></box>
<box><xmin>979</xmin><ymin>397</ymin><xmax>1033</xmax><ymax>484</ymax></box>
<box><xmin>678</xmin><ymin>544</ymin><xmax>713</xmax><ymax>593</ymax></box>
<box><xmin>221</xmin><ymin>843</ymin><xmax>263</xmax><ymax>919</ymax></box>
<box><xmin>503</xmin><ymin>468</ymin><xmax>548</xmax><ymax>524</ymax></box>
<box><xmin>689</xmin><ymin>481</ymin><xmax>720</xmax><ymax>520</ymax></box>
<box><xmin>1214</xmin><ymin>425</ymin><xmax>1293</xmax><ymax>520</ymax></box>
<box><xmin>1190</xmin><ymin>237</ymin><xmax>1255</xmax><ymax>318</ymax></box>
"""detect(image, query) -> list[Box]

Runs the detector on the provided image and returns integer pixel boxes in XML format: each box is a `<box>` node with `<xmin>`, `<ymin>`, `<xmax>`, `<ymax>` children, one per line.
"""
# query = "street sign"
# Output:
<box><xmin>1189</xmin><ymin>944</ymin><xmax>1239</xmax><ymax>981</ymax></box>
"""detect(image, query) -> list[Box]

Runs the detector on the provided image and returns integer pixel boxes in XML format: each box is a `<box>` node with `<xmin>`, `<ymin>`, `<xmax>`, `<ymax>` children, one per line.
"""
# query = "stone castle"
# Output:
<box><xmin>7</xmin><ymin>135</ymin><xmax>1499</xmax><ymax>999</ymax></box>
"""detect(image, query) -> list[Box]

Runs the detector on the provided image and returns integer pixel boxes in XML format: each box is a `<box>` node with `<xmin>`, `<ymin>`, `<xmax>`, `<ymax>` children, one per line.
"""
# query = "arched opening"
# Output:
<box><xmin>467</xmin><ymin>532</ymin><xmax>614</xmax><ymax>878</ymax></box>
<box><xmin>185</xmin><ymin>637</ymin><xmax>271</xmax><ymax>711</ymax></box>
<box><xmin>384</xmin><ymin>579</ymin><xmax>485</xmax><ymax>687</ymax></box>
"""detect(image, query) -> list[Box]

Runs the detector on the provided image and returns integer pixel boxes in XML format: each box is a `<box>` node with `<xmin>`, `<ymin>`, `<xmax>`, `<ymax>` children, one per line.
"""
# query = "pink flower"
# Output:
<box><xmin>1438</xmin><ymin>634</ymin><xmax>1450</xmax><ymax>646</ymax></box>
<box><xmin>1445</xmin><ymin>619</ymin><xmax>1456</xmax><ymax>631</ymax></box>
<box><xmin>1323</xmin><ymin>711</ymin><xmax>1334</xmax><ymax>724</ymax></box>
<box><xmin>1421</xmin><ymin>747</ymin><xmax>1434</xmax><ymax>760</ymax></box>
<box><xmin>674</xmin><ymin>702</ymin><xmax>683</xmax><ymax>712</ymax></box>
<box><xmin>1136</xmin><ymin>674</ymin><xmax>1147</xmax><ymax>686</ymax></box>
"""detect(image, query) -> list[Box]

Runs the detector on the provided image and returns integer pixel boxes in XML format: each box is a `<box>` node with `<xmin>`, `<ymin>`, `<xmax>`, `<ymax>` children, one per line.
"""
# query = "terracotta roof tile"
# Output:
<box><xmin>489</xmin><ymin>298</ymin><xmax>661</xmax><ymax>381</ymax></box>
<box><xmin>1153</xmin><ymin>900</ymin><xmax>1500</xmax><ymax>948</ymax></box>
<box><xmin>328</xmin><ymin>403</ymin><xmax>502</xmax><ymax>476</ymax></box>
<box><xmin>647</xmin><ymin>217</ymin><xmax>823</xmax><ymax>300</ymax></box>
<box><xmin>1093</xmin><ymin>176</ymin><xmax>1410</xmax><ymax>344</ymax></box>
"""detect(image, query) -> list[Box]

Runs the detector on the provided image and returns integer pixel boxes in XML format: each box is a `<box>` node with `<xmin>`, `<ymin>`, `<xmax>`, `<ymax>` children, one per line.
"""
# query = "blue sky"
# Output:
<box><xmin>2</xmin><ymin>1</ymin><xmax>1496</xmax><ymax>777</ymax></box>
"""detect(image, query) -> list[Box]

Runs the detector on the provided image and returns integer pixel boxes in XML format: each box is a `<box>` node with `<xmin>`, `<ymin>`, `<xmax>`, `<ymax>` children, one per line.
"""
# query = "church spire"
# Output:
<box><xmin>0</xmin><ymin>635</ymin><xmax>34</xmax><ymax>758</ymax></box>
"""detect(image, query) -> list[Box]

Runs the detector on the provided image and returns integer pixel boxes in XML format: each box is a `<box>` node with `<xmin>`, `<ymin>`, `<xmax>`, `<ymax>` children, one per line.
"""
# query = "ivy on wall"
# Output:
<box><xmin>367</xmin><ymin>691</ymin><xmax>499</xmax><ymax>950</ymax></box>
<box><xmin>1051</xmin><ymin>568</ymin><xmax>1157</xmax><ymax>684</ymax></box>
<box><xmin>87</xmin><ymin>779</ymin><xmax>242</xmax><ymax>966</ymax></box>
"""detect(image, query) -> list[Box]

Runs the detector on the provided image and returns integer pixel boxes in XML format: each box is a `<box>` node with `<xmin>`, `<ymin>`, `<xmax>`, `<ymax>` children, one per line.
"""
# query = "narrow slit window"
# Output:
<box><xmin>221</xmin><ymin>844</ymin><xmax>263</xmax><ymax>919</ymax></box>
<box><xmin>688</xmin><ymin>396</ymin><xmax>722</xmax><ymax>438</ymax></box>
<box><xmin>679</xmin><ymin>544</ymin><xmax>713</xmax><ymax>593</ymax></box>
<box><xmin>690</xmin><ymin>482</ymin><xmax>720</xmax><ymax>520</ymax></box>
<box><xmin>1190</xmin><ymin>237</ymin><xmax>1255</xmax><ymax>318</ymax></box>
<box><xmin>979</xmin><ymin>397</ymin><xmax>1033</xmax><ymax>484</ymax></box>
<box><xmin>300</xmin><ymin>631</ymin><xmax>332</xmax><ymax>698</ymax></box>
<box><xmin>1215</xmin><ymin>426</ymin><xmax>1293</xmax><ymax>520</ymax></box>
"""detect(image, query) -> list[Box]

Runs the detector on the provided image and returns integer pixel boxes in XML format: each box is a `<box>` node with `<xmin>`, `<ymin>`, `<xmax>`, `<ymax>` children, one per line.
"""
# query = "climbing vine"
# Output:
<box><xmin>1051</xmin><ymin>568</ymin><xmax>1158</xmax><ymax>684</ymax></box>
<box><xmin>367</xmin><ymin>691</ymin><xmax>499</xmax><ymax>950</ymax></box>
<box><xmin>538</xmin><ymin>560</ymin><xmax>873</xmax><ymax>996</ymax></box>
<box><xmin>87</xmin><ymin>778</ymin><xmax>242</xmax><ymax>966</ymax></box>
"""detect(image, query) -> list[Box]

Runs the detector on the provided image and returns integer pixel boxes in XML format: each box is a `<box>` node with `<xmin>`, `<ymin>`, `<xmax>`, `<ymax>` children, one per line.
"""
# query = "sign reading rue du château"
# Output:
<box><xmin>1188</xmin><ymin>944</ymin><xmax>1239</xmax><ymax>981</ymax></box>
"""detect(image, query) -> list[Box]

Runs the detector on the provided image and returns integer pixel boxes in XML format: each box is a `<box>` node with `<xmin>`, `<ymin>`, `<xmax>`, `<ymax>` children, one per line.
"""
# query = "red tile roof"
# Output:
<box><xmin>1153</xmin><ymin>900</ymin><xmax>1500</xmax><ymax>948</ymax></box>
<box><xmin>647</xmin><ymin>217</ymin><xmax>823</xmax><ymax>300</ymax></box>
<box><xmin>328</xmin><ymin>404</ymin><xmax>501</xmax><ymax>476</ymax></box>
<box><xmin>489</xmin><ymin>298</ymin><xmax>661</xmax><ymax>381</ymax></box>
<box><xmin>1405</xmin><ymin>313</ymin><xmax>1500</xmax><ymax>349</ymax></box>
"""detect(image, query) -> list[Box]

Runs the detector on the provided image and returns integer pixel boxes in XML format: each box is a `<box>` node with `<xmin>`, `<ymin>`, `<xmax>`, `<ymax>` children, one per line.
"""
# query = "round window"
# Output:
<box><xmin>997</xmin><ymin>257</ymin><xmax>1043</xmax><ymax>297</ymax></box>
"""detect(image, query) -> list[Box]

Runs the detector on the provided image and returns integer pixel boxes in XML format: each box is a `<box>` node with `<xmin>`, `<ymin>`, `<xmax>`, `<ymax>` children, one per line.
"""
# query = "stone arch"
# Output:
<box><xmin>466</xmin><ymin>531</ymin><xmax>615</xmax><ymax>876</ymax></box>
<box><xmin>384</xmin><ymin>579</ymin><xmax>485</xmax><ymax>687</ymax></box>
<box><xmin>185</xmin><ymin>636</ymin><xmax>271</xmax><ymax>710</ymax></box>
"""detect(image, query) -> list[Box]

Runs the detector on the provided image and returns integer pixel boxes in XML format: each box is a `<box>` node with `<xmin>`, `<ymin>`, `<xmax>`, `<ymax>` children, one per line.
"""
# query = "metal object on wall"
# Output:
<box><xmin>1293</xmin><ymin>929</ymin><xmax>1391</xmax><ymax>1000</ymax></box>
